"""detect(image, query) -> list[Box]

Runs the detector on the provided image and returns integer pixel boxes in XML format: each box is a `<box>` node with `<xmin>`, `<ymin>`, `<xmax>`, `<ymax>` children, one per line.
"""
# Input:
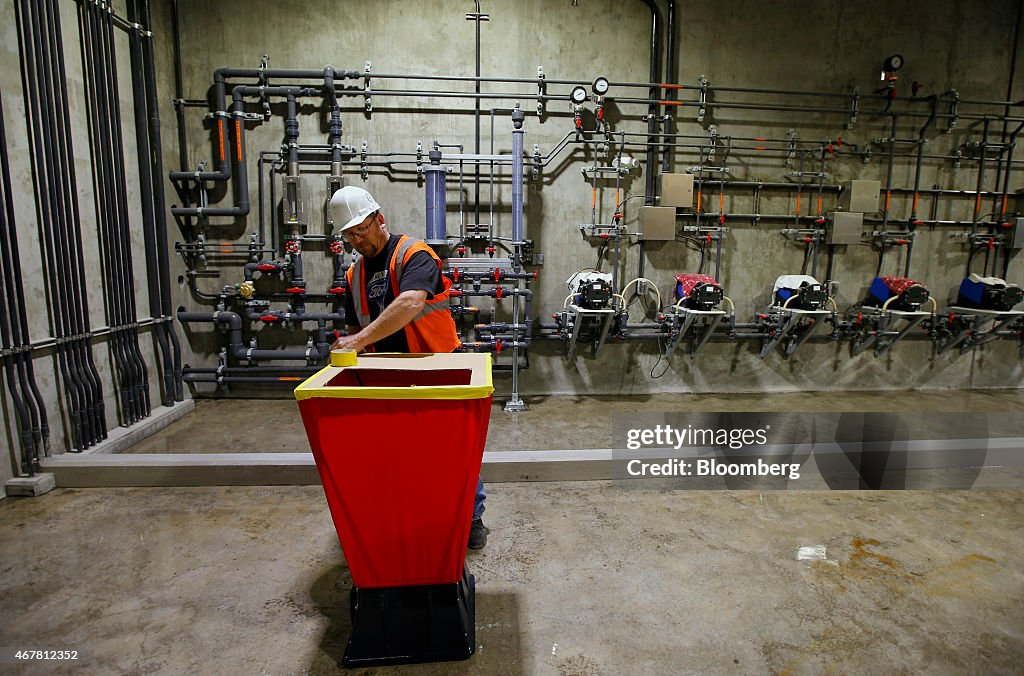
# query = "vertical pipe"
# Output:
<box><xmin>140</xmin><ymin>0</ymin><xmax>184</xmax><ymax>400</ymax></box>
<box><xmin>25</xmin><ymin>0</ymin><xmax>88</xmax><ymax>448</ymax></box>
<box><xmin>0</xmin><ymin>98</ymin><xmax>37</xmax><ymax>472</ymax></box>
<box><xmin>425</xmin><ymin>150</ymin><xmax>447</xmax><ymax>248</ymax></box>
<box><xmin>511</xmin><ymin>108</ymin><xmax>525</xmax><ymax>243</ymax></box>
<box><xmin>128</xmin><ymin>0</ymin><xmax>173</xmax><ymax>407</ymax></box>
<box><xmin>55</xmin><ymin>0</ymin><xmax>106</xmax><ymax>440</ymax></box>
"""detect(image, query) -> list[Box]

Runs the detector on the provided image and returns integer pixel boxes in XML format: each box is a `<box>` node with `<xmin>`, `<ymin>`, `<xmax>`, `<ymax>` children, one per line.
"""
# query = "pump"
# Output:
<box><xmin>674</xmin><ymin>273</ymin><xmax>723</xmax><ymax>311</ymax></box>
<box><xmin>567</xmin><ymin>270</ymin><xmax>614</xmax><ymax>310</ymax></box>
<box><xmin>864</xmin><ymin>276</ymin><xmax>930</xmax><ymax>311</ymax></box>
<box><xmin>956</xmin><ymin>274</ymin><xmax>1023</xmax><ymax>311</ymax></box>
<box><xmin>773</xmin><ymin>275</ymin><xmax>828</xmax><ymax>310</ymax></box>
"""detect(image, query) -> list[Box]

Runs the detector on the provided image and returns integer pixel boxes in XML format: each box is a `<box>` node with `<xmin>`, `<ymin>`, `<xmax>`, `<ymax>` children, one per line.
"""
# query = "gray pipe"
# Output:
<box><xmin>511</xmin><ymin>108</ymin><xmax>525</xmax><ymax>242</ymax></box>
<box><xmin>425</xmin><ymin>149</ymin><xmax>447</xmax><ymax>248</ymax></box>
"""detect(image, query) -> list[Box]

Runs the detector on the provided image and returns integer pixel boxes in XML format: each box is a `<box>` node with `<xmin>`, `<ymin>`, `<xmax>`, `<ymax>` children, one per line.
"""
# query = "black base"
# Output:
<box><xmin>342</xmin><ymin>566</ymin><xmax>476</xmax><ymax>668</ymax></box>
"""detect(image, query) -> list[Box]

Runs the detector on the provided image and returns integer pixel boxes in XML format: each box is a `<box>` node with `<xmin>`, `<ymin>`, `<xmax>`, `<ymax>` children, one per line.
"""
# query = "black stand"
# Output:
<box><xmin>342</xmin><ymin>566</ymin><xmax>476</xmax><ymax>668</ymax></box>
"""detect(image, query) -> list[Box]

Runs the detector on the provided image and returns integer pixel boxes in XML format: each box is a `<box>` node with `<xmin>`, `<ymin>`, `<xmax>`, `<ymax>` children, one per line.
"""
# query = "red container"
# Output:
<box><xmin>295</xmin><ymin>352</ymin><xmax>493</xmax><ymax>588</ymax></box>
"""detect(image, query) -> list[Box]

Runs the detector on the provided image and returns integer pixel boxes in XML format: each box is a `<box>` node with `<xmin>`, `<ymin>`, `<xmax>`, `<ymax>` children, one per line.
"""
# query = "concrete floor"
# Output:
<box><xmin>1</xmin><ymin>483</ymin><xmax>1023</xmax><ymax>674</ymax></box>
<box><xmin>5</xmin><ymin>389</ymin><xmax>1024</xmax><ymax>673</ymax></box>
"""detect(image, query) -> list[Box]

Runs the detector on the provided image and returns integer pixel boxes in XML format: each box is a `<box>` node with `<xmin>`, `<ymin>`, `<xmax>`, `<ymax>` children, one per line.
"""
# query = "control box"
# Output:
<box><xmin>639</xmin><ymin>206</ymin><xmax>676</xmax><ymax>241</ymax></box>
<box><xmin>839</xmin><ymin>180</ymin><xmax>881</xmax><ymax>214</ymax></box>
<box><xmin>657</xmin><ymin>173</ymin><xmax>695</xmax><ymax>208</ymax></box>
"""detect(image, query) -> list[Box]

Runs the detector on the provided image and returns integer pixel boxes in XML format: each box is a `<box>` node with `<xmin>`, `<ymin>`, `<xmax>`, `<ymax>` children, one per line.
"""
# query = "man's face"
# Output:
<box><xmin>344</xmin><ymin>212</ymin><xmax>387</xmax><ymax>257</ymax></box>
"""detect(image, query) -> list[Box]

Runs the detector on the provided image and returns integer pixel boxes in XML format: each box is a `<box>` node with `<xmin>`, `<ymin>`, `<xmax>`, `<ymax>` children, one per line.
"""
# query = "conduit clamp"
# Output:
<box><xmin>697</xmin><ymin>75</ymin><xmax>709</xmax><ymax>123</ymax></box>
<box><xmin>364</xmin><ymin>61</ymin><xmax>372</xmax><ymax>113</ymax></box>
<box><xmin>536</xmin><ymin>66</ymin><xmax>546</xmax><ymax>116</ymax></box>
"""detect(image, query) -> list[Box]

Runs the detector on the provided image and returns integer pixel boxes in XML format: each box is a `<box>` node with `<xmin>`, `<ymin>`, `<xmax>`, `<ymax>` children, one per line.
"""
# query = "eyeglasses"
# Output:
<box><xmin>342</xmin><ymin>212</ymin><xmax>378</xmax><ymax>241</ymax></box>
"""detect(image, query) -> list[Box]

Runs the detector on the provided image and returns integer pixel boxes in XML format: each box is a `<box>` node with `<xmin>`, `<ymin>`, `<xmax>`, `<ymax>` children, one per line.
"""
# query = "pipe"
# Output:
<box><xmin>137</xmin><ymin>0</ymin><xmax>184</xmax><ymax>400</ymax></box>
<box><xmin>511</xmin><ymin>108</ymin><xmax>525</xmax><ymax>242</ymax></box>
<box><xmin>425</xmin><ymin>149</ymin><xmax>447</xmax><ymax>247</ymax></box>
<box><xmin>638</xmin><ymin>0</ymin><xmax>664</xmax><ymax>281</ymax></box>
<box><xmin>20</xmin><ymin>0</ymin><xmax>82</xmax><ymax>448</ymax></box>
<box><xmin>177</xmin><ymin>311</ymin><xmax>339</xmax><ymax>362</ymax></box>
<box><xmin>660</xmin><ymin>0</ymin><xmax>677</xmax><ymax>175</ymax></box>
<box><xmin>127</xmin><ymin>0</ymin><xmax>174</xmax><ymax>407</ymax></box>
<box><xmin>973</xmin><ymin>118</ymin><xmax>991</xmax><ymax>239</ymax></box>
<box><xmin>0</xmin><ymin>93</ymin><xmax>42</xmax><ymax>472</ymax></box>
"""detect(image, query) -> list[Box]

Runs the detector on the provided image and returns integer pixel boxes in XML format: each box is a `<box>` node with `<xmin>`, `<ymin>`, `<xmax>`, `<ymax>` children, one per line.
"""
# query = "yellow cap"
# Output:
<box><xmin>329</xmin><ymin>349</ymin><xmax>358</xmax><ymax>367</ymax></box>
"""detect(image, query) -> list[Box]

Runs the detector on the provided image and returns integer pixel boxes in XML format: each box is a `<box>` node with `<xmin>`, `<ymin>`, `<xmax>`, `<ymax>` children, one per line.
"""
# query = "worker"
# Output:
<box><xmin>329</xmin><ymin>185</ymin><xmax>488</xmax><ymax>549</ymax></box>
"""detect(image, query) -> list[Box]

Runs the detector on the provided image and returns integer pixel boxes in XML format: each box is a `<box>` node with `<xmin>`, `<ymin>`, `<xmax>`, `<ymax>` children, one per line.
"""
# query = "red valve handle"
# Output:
<box><xmin>260</xmin><ymin>314</ymin><xmax>280</xmax><ymax>322</ymax></box>
<box><xmin>286</xmin><ymin>287</ymin><xmax>305</xmax><ymax>294</ymax></box>
<box><xmin>494</xmin><ymin>268</ymin><xmax>502</xmax><ymax>282</ymax></box>
<box><xmin>329</xmin><ymin>286</ymin><xmax>344</xmax><ymax>294</ymax></box>
<box><xmin>495</xmin><ymin>339</ymin><xmax>502</xmax><ymax>354</ymax></box>
<box><xmin>453</xmin><ymin>268</ymin><xmax>461</xmax><ymax>282</ymax></box>
<box><xmin>495</xmin><ymin>287</ymin><xmax>504</xmax><ymax>300</ymax></box>
<box><xmin>257</xmin><ymin>263</ymin><xmax>277</xmax><ymax>272</ymax></box>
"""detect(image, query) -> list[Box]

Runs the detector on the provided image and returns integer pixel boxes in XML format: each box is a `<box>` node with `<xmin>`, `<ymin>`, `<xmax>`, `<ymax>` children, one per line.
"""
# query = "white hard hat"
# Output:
<box><xmin>330</xmin><ymin>186</ymin><xmax>381</xmax><ymax>231</ymax></box>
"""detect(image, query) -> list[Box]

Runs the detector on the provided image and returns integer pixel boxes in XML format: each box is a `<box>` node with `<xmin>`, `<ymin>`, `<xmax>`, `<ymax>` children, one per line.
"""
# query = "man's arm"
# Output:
<box><xmin>330</xmin><ymin>289</ymin><xmax>427</xmax><ymax>352</ymax></box>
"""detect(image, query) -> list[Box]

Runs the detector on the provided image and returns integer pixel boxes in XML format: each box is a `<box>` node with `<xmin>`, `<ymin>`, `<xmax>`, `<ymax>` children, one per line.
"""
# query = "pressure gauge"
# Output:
<box><xmin>883</xmin><ymin>54</ymin><xmax>904</xmax><ymax>72</ymax></box>
<box><xmin>592</xmin><ymin>76</ymin><xmax>610</xmax><ymax>96</ymax></box>
<box><xmin>570</xmin><ymin>86</ymin><xmax>588</xmax><ymax>104</ymax></box>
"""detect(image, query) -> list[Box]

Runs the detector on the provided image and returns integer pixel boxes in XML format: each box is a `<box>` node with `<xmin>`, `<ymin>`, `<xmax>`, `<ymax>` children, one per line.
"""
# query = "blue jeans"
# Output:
<box><xmin>473</xmin><ymin>477</ymin><xmax>486</xmax><ymax>520</ymax></box>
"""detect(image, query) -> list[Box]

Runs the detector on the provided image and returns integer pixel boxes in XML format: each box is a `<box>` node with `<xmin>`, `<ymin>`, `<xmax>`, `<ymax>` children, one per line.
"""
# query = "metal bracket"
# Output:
<box><xmin>697</xmin><ymin>75</ymin><xmax>709</xmax><ymax>123</ymax></box>
<box><xmin>364</xmin><ymin>61</ymin><xmax>372</xmax><ymax>113</ymax></box>
<box><xmin>565</xmin><ymin>307</ymin><xmax>617</xmax><ymax>358</ymax></box>
<box><xmin>759</xmin><ymin>308</ymin><xmax>832</xmax><ymax>359</ymax></box>
<box><xmin>536</xmin><ymin>66</ymin><xmax>546</xmax><ymax>116</ymax></box>
<box><xmin>938</xmin><ymin>308</ymin><xmax>1024</xmax><ymax>354</ymax></box>
<box><xmin>847</xmin><ymin>87</ymin><xmax>859</xmax><ymax>130</ymax></box>
<box><xmin>942</xmin><ymin>90</ymin><xmax>960</xmax><ymax>134</ymax></box>
<box><xmin>662</xmin><ymin>308</ymin><xmax>726</xmax><ymax>358</ymax></box>
<box><xmin>360</xmin><ymin>142</ymin><xmax>368</xmax><ymax>180</ymax></box>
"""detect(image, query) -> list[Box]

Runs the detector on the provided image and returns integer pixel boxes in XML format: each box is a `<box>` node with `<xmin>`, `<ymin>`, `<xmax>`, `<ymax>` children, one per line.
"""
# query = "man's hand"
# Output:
<box><xmin>331</xmin><ymin>326</ymin><xmax>365</xmax><ymax>352</ymax></box>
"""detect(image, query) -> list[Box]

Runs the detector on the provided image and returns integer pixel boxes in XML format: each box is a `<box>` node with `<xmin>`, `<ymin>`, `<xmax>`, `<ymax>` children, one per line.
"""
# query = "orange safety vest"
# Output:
<box><xmin>345</xmin><ymin>235</ymin><xmax>461</xmax><ymax>353</ymax></box>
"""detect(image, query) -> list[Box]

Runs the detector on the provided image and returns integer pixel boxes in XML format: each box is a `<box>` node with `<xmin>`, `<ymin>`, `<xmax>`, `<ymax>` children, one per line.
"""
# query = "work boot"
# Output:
<box><xmin>468</xmin><ymin>517</ymin><xmax>488</xmax><ymax>550</ymax></box>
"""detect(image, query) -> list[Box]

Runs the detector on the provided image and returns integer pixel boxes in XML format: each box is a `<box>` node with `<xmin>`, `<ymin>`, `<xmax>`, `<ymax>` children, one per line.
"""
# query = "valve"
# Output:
<box><xmin>238</xmin><ymin>281</ymin><xmax>255</xmax><ymax>298</ymax></box>
<box><xmin>329</xmin><ymin>286</ymin><xmax>345</xmax><ymax>295</ymax></box>
<box><xmin>452</xmin><ymin>268</ymin><xmax>461</xmax><ymax>282</ymax></box>
<box><xmin>285</xmin><ymin>240</ymin><xmax>300</xmax><ymax>254</ymax></box>
<box><xmin>494</xmin><ymin>268</ymin><xmax>502</xmax><ymax>282</ymax></box>
<box><xmin>257</xmin><ymin>262</ymin><xmax>280</xmax><ymax>273</ymax></box>
<box><xmin>486</xmin><ymin>245</ymin><xmax>496</xmax><ymax>257</ymax></box>
<box><xmin>495</xmin><ymin>339</ymin><xmax>502</xmax><ymax>354</ymax></box>
<box><xmin>260</xmin><ymin>314</ymin><xmax>282</xmax><ymax>323</ymax></box>
<box><xmin>495</xmin><ymin>286</ymin><xmax>504</xmax><ymax>301</ymax></box>
<box><xmin>456</xmin><ymin>245</ymin><xmax>467</xmax><ymax>257</ymax></box>
<box><xmin>329</xmin><ymin>240</ymin><xmax>345</xmax><ymax>254</ymax></box>
<box><xmin>286</xmin><ymin>286</ymin><xmax>306</xmax><ymax>294</ymax></box>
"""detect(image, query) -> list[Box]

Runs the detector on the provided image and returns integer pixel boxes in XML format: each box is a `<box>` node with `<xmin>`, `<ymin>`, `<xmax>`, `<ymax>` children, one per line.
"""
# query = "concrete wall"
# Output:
<box><xmin>167</xmin><ymin>0</ymin><xmax>1024</xmax><ymax>399</ymax></box>
<box><xmin>1</xmin><ymin>0</ymin><xmax>191</xmax><ymax>480</ymax></box>
<box><xmin>4</xmin><ymin>0</ymin><xmax>1023</xmax><ymax>476</ymax></box>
